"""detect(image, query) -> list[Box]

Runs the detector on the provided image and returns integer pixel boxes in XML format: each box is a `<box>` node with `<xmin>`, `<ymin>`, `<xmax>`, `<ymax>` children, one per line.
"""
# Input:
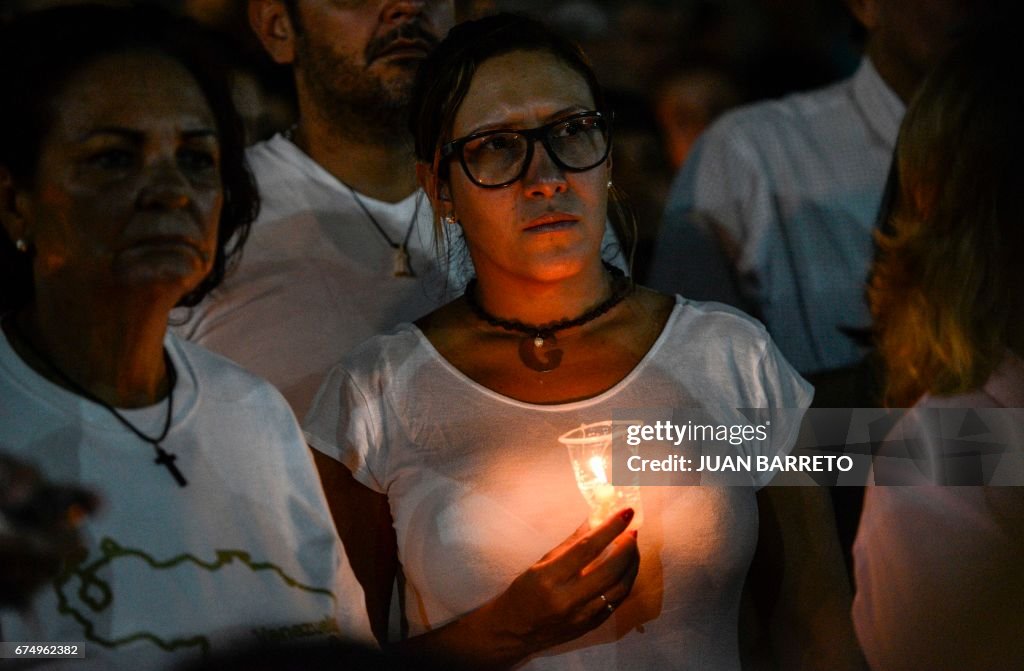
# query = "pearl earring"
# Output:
<box><xmin>15</xmin><ymin>238</ymin><xmax>28</xmax><ymax>253</ymax></box>
<box><xmin>607</xmin><ymin>180</ymin><xmax>614</xmax><ymax>189</ymax></box>
<box><xmin>442</xmin><ymin>214</ymin><xmax>458</xmax><ymax>226</ymax></box>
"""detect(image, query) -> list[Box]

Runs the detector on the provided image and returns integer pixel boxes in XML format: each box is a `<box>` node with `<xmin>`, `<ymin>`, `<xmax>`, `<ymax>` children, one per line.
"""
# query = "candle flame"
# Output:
<box><xmin>588</xmin><ymin>455</ymin><xmax>608</xmax><ymax>484</ymax></box>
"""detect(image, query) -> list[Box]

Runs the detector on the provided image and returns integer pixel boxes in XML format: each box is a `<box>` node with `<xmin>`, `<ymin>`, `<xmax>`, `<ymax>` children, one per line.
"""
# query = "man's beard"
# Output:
<box><xmin>296</xmin><ymin>21</ymin><xmax>439</xmax><ymax>146</ymax></box>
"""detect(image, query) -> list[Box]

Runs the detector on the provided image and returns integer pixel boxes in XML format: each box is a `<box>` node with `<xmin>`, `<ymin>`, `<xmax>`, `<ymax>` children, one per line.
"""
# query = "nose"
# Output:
<box><xmin>522</xmin><ymin>140</ymin><xmax>568</xmax><ymax>199</ymax></box>
<box><xmin>382</xmin><ymin>0</ymin><xmax>426</xmax><ymax>24</ymax></box>
<box><xmin>137</xmin><ymin>159</ymin><xmax>191</xmax><ymax>210</ymax></box>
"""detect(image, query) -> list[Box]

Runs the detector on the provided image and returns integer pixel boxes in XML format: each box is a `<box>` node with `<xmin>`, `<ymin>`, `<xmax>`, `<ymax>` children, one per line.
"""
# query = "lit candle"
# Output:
<box><xmin>589</xmin><ymin>456</ymin><xmax>617</xmax><ymax>507</ymax></box>
<box><xmin>589</xmin><ymin>455</ymin><xmax>607</xmax><ymax>483</ymax></box>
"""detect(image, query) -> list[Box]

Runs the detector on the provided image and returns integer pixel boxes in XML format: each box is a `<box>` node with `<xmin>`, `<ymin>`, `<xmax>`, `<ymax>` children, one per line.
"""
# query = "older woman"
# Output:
<box><xmin>854</xmin><ymin>24</ymin><xmax>1024</xmax><ymax>670</ymax></box>
<box><xmin>306</xmin><ymin>14</ymin><xmax>863</xmax><ymax>670</ymax></box>
<box><xmin>0</xmin><ymin>6</ymin><xmax>371</xmax><ymax>668</ymax></box>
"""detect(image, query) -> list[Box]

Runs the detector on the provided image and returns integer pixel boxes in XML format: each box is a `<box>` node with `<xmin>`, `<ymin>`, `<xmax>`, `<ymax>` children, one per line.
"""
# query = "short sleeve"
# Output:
<box><xmin>752</xmin><ymin>336</ymin><xmax>814</xmax><ymax>488</ymax></box>
<box><xmin>303</xmin><ymin>364</ymin><xmax>386</xmax><ymax>493</ymax></box>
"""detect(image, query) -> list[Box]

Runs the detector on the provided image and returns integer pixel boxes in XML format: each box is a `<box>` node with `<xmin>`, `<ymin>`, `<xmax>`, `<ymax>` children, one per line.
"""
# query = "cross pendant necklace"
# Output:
<box><xmin>154</xmin><ymin>446</ymin><xmax>187</xmax><ymax>487</ymax></box>
<box><xmin>7</xmin><ymin>317</ymin><xmax>187</xmax><ymax>488</ymax></box>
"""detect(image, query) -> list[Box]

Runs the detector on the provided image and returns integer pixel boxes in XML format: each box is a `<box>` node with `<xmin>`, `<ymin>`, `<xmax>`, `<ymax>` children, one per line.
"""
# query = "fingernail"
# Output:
<box><xmin>620</xmin><ymin>508</ymin><xmax>634</xmax><ymax>522</ymax></box>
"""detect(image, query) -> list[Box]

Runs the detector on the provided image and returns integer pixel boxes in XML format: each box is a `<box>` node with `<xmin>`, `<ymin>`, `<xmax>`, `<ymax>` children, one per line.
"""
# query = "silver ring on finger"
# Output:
<box><xmin>599</xmin><ymin>593</ymin><xmax>615</xmax><ymax>614</ymax></box>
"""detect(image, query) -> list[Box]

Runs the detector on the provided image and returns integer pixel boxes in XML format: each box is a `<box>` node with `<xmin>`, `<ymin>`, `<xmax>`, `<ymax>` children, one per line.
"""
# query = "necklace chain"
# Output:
<box><xmin>347</xmin><ymin>185</ymin><xmax>424</xmax><ymax>277</ymax></box>
<box><xmin>6</xmin><ymin>317</ymin><xmax>187</xmax><ymax>488</ymax></box>
<box><xmin>463</xmin><ymin>262</ymin><xmax>632</xmax><ymax>344</ymax></box>
<box><xmin>281</xmin><ymin>124</ymin><xmax>424</xmax><ymax>278</ymax></box>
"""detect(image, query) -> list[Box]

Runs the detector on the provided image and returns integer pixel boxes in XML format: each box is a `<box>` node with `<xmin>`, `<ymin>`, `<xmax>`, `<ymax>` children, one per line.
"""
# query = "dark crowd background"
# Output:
<box><xmin>1</xmin><ymin>0</ymin><xmax>863</xmax><ymax>281</ymax></box>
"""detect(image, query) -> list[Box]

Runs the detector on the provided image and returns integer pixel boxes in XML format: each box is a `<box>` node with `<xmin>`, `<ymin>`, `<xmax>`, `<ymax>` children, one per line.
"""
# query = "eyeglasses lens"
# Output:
<box><xmin>462</xmin><ymin>116</ymin><xmax>608</xmax><ymax>186</ymax></box>
<box><xmin>463</xmin><ymin>133</ymin><xmax>528</xmax><ymax>186</ymax></box>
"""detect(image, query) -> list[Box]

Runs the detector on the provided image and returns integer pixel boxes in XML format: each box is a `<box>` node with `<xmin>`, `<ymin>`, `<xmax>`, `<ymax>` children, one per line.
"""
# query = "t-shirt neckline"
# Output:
<box><xmin>0</xmin><ymin>327</ymin><xmax>200</xmax><ymax>433</ymax></box>
<box><xmin>406</xmin><ymin>295</ymin><xmax>686</xmax><ymax>411</ymax></box>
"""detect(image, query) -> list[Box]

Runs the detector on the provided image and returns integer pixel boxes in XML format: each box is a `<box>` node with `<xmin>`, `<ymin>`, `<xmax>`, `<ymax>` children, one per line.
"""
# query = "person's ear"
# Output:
<box><xmin>417</xmin><ymin>161</ymin><xmax>458</xmax><ymax>224</ymax></box>
<box><xmin>0</xmin><ymin>167</ymin><xmax>32</xmax><ymax>248</ymax></box>
<box><xmin>249</xmin><ymin>0</ymin><xmax>298</xmax><ymax>65</ymax></box>
<box><xmin>845</xmin><ymin>0</ymin><xmax>880</xmax><ymax>31</ymax></box>
<box><xmin>417</xmin><ymin>161</ymin><xmax>453</xmax><ymax>201</ymax></box>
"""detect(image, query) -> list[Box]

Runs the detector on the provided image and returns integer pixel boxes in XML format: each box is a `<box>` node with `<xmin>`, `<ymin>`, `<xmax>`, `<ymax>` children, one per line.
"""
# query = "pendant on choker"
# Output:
<box><xmin>519</xmin><ymin>334</ymin><xmax>563</xmax><ymax>372</ymax></box>
<box><xmin>463</xmin><ymin>262</ymin><xmax>631</xmax><ymax>373</ymax></box>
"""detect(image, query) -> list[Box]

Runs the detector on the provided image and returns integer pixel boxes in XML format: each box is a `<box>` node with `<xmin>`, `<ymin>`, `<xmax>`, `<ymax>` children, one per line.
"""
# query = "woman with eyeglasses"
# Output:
<box><xmin>306</xmin><ymin>14</ymin><xmax>863</xmax><ymax>670</ymax></box>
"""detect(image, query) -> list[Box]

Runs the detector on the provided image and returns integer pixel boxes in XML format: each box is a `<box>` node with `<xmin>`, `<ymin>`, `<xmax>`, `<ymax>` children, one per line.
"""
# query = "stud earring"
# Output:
<box><xmin>607</xmin><ymin>180</ymin><xmax>614</xmax><ymax>189</ymax></box>
<box><xmin>442</xmin><ymin>214</ymin><xmax>459</xmax><ymax>226</ymax></box>
<box><xmin>14</xmin><ymin>238</ymin><xmax>28</xmax><ymax>253</ymax></box>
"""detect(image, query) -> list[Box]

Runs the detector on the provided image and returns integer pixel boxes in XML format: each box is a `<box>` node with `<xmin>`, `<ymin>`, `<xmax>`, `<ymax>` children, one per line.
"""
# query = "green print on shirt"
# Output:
<box><xmin>53</xmin><ymin>537</ymin><xmax>336</xmax><ymax>655</ymax></box>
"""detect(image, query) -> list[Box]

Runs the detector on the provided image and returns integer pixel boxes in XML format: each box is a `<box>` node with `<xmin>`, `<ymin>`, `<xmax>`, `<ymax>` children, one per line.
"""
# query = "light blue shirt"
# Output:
<box><xmin>649</xmin><ymin>58</ymin><xmax>904</xmax><ymax>374</ymax></box>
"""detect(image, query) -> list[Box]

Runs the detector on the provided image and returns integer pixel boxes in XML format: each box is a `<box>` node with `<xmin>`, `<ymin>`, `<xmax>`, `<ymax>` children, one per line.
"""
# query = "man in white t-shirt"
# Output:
<box><xmin>177</xmin><ymin>1</ymin><xmax>628</xmax><ymax>419</ymax></box>
<box><xmin>648</xmin><ymin>0</ymin><xmax>982</xmax><ymax>384</ymax></box>
<box><xmin>175</xmin><ymin>0</ymin><xmax>458</xmax><ymax>418</ymax></box>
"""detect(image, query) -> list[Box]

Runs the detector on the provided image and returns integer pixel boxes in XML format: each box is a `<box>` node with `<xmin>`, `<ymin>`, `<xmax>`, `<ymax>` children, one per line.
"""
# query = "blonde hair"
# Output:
<box><xmin>871</xmin><ymin>29</ymin><xmax>1024</xmax><ymax>406</ymax></box>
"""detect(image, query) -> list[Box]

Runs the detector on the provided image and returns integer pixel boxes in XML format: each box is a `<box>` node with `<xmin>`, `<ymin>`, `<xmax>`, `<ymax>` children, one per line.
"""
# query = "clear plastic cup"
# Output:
<box><xmin>559</xmin><ymin>421</ymin><xmax>643</xmax><ymax>530</ymax></box>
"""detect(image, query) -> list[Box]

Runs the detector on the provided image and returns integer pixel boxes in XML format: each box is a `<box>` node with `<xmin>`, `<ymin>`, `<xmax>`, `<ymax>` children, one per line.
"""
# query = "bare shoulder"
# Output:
<box><xmin>634</xmin><ymin>285</ymin><xmax>675</xmax><ymax>311</ymax></box>
<box><xmin>628</xmin><ymin>285</ymin><xmax>676</xmax><ymax>330</ymax></box>
<box><xmin>414</xmin><ymin>297</ymin><xmax>470</xmax><ymax>341</ymax></box>
<box><xmin>599</xmin><ymin>286</ymin><xmax>676</xmax><ymax>360</ymax></box>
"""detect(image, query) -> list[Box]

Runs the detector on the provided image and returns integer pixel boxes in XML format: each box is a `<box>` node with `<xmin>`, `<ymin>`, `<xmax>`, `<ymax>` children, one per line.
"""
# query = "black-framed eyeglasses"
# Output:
<box><xmin>440</xmin><ymin>111</ymin><xmax>611</xmax><ymax>188</ymax></box>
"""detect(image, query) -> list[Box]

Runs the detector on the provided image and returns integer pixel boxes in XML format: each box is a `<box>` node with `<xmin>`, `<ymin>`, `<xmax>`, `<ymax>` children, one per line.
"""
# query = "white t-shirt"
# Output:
<box><xmin>0</xmin><ymin>330</ymin><xmax>373</xmax><ymax>670</ymax></box>
<box><xmin>173</xmin><ymin>134</ymin><xmax>449</xmax><ymax>419</ymax></box>
<box><xmin>305</xmin><ymin>296</ymin><xmax>811</xmax><ymax>670</ymax></box>
<box><xmin>650</xmin><ymin>58</ymin><xmax>904</xmax><ymax>374</ymax></box>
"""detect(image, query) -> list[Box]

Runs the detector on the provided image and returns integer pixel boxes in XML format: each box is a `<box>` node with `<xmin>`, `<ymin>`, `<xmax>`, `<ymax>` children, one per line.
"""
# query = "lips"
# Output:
<box><xmin>366</xmin><ymin>20</ymin><xmax>440</xmax><ymax>63</ymax></box>
<box><xmin>373</xmin><ymin>38</ymin><xmax>432</xmax><ymax>62</ymax></box>
<box><xmin>128</xmin><ymin>234</ymin><xmax>204</xmax><ymax>254</ymax></box>
<box><xmin>126</xmin><ymin>216</ymin><xmax>208</xmax><ymax>253</ymax></box>
<box><xmin>523</xmin><ymin>214</ymin><xmax>580</xmax><ymax>233</ymax></box>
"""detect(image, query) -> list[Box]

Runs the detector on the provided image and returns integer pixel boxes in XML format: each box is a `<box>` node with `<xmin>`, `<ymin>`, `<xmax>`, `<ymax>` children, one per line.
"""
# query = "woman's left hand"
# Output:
<box><xmin>396</xmin><ymin>507</ymin><xmax>640</xmax><ymax>670</ymax></box>
<box><xmin>478</xmin><ymin>507</ymin><xmax>640</xmax><ymax>652</ymax></box>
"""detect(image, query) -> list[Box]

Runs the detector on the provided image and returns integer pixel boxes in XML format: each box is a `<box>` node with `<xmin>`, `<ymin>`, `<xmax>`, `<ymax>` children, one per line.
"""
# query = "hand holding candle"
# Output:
<box><xmin>469</xmin><ymin>506</ymin><xmax>640</xmax><ymax>659</ymax></box>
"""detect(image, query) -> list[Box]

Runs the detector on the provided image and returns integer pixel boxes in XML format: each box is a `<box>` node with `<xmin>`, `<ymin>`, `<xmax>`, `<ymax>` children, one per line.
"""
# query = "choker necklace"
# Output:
<box><xmin>347</xmin><ymin>185</ymin><xmax>424</xmax><ymax>277</ymax></box>
<box><xmin>463</xmin><ymin>262</ymin><xmax>632</xmax><ymax>373</ymax></box>
<box><xmin>7</xmin><ymin>319</ymin><xmax>187</xmax><ymax>488</ymax></box>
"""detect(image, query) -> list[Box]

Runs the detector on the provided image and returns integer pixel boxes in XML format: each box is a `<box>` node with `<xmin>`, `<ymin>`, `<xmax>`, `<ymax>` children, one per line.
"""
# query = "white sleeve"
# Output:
<box><xmin>752</xmin><ymin>335</ymin><xmax>814</xmax><ymax>488</ymax></box>
<box><xmin>303</xmin><ymin>365</ymin><xmax>386</xmax><ymax>493</ymax></box>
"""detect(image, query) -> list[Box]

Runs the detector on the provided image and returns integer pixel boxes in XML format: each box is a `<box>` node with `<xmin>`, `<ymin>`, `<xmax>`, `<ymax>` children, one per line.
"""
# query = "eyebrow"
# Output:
<box><xmin>78</xmin><ymin>127</ymin><xmax>219</xmax><ymax>142</ymax></box>
<box><xmin>466</xmin><ymin>105</ymin><xmax>591</xmax><ymax>136</ymax></box>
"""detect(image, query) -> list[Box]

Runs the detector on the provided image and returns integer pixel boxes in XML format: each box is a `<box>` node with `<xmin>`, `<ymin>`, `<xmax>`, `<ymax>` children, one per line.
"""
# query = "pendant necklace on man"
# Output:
<box><xmin>347</xmin><ymin>185</ymin><xmax>423</xmax><ymax>277</ymax></box>
<box><xmin>7</xmin><ymin>319</ymin><xmax>186</xmax><ymax>487</ymax></box>
<box><xmin>463</xmin><ymin>262</ymin><xmax>632</xmax><ymax>373</ymax></box>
